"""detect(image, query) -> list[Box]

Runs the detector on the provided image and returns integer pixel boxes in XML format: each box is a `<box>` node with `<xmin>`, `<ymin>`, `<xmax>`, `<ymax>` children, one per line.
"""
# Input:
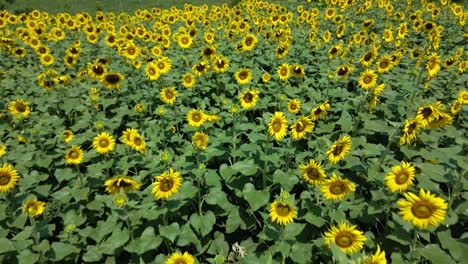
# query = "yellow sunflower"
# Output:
<box><xmin>376</xmin><ymin>55</ymin><xmax>394</xmax><ymax>74</ymax></box>
<box><xmin>361</xmin><ymin>245</ymin><xmax>386</xmax><ymax>264</ymax></box>
<box><xmin>320</xmin><ymin>173</ymin><xmax>356</xmax><ymax>201</ymax></box>
<box><xmin>192</xmin><ymin>132</ymin><xmax>209</xmax><ymax>151</ymax></box>
<box><xmin>451</xmin><ymin>99</ymin><xmax>462</xmax><ymax>115</ymax></box>
<box><xmin>360</xmin><ymin>49</ymin><xmax>378</xmax><ymax>67</ymax></box>
<box><xmin>92</xmin><ymin>132</ymin><xmax>115</xmax><ymax>154</ymax></box>
<box><xmin>88</xmin><ymin>62</ymin><xmax>107</xmax><ymax>79</ymax></box>
<box><xmin>385</xmin><ymin>161</ymin><xmax>416</xmax><ymax>193</ymax></box>
<box><xmin>145</xmin><ymin>62</ymin><xmax>161</xmax><ymax>81</ymax></box>
<box><xmin>121</xmin><ymin>128</ymin><xmax>139</xmax><ymax>146</ymax></box>
<box><xmin>287</xmin><ymin>99</ymin><xmax>301</xmax><ymax>114</ymax></box>
<box><xmin>426</xmin><ymin>53</ymin><xmax>441</xmax><ymax>80</ymax></box>
<box><xmin>212</xmin><ymin>55</ymin><xmax>230</xmax><ymax>73</ymax></box>
<box><xmin>101</xmin><ymin>72</ymin><xmax>124</xmax><ymax>90</ymax></box>
<box><xmin>234</xmin><ymin>67</ymin><xmax>252</xmax><ymax>85</ymax></box>
<box><xmin>328</xmin><ymin>44</ymin><xmax>342</xmax><ymax>59</ymax></box>
<box><xmin>268</xmin><ymin>112</ymin><xmax>288</xmax><ymax>141</ymax></box>
<box><xmin>358</xmin><ymin>69</ymin><xmax>378</xmax><ymax>90</ymax></box>
<box><xmin>187</xmin><ymin>109</ymin><xmax>207</xmax><ymax>127</ymax></box>
<box><xmin>0</xmin><ymin>164</ymin><xmax>20</xmax><ymax>193</ymax></box>
<box><xmin>181</xmin><ymin>73</ymin><xmax>196</xmax><ymax>88</ymax></box>
<box><xmin>165</xmin><ymin>252</ymin><xmax>195</xmax><ymax>264</ymax></box>
<box><xmin>23</xmin><ymin>198</ymin><xmax>46</xmax><ymax>217</ymax></box>
<box><xmin>177</xmin><ymin>33</ymin><xmax>194</xmax><ymax>49</ymax></box>
<box><xmin>152</xmin><ymin>168</ymin><xmax>182</xmax><ymax>200</ymax></box>
<box><xmin>200</xmin><ymin>45</ymin><xmax>217</xmax><ymax>58</ymax></box>
<box><xmin>416</xmin><ymin>102</ymin><xmax>444</xmax><ymax>127</ymax></box>
<box><xmin>160</xmin><ymin>87</ymin><xmax>178</xmax><ymax>105</ymax></box>
<box><xmin>277</xmin><ymin>63</ymin><xmax>290</xmax><ymax>81</ymax></box>
<box><xmin>8</xmin><ymin>99</ymin><xmax>31</xmax><ymax>119</ymax></box>
<box><xmin>299</xmin><ymin>160</ymin><xmax>327</xmax><ymax>185</ymax></box>
<box><xmin>397</xmin><ymin>188</ymin><xmax>448</xmax><ymax>229</ymax></box>
<box><xmin>290</xmin><ymin>116</ymin><xmax>314</xmax><ymax>140</ymax></box>
<box><xmin>129</xmin><ymin>133</ymin><xmax>147</xmax><ymax>153</ymax></box>
<box><xmin>335</xmin><ymin>64</ymin><xmax>354</xmax><ymax>78</ymax></box>
<box><xmin>326</xmin><ymin>135</ymin><xmax>352</xmax><ymax>164</ymax></box>
<box><xmin>270</xmin><ymin>200</ymin><xmax>297</xmax><ymax>225</ymax></box>
<box><xmin>63</xmin><ymin>130</ymin><xmax>74</xmax><ymax>143</ymax></box>
<box><xmin>324</xmin><ymin>222</ymin><xmax>367</xmax><ymax>254</ymax></box>
<box><xmin>399</xmin><ymin>117</ymin><xmax>423</xmax><ymax>145</ymax></box>
<box><xmin>155</xmin><ymin>56</ymin><xmax>172</xmax><ymax>75</ymax></box>
<box><xmin>458</xmin><ymin>90</ymin><xmax>468</xmax><ymax>104</ymax></box>
<box><xmin>310</xmin><ymin>101</ymin><xmax>331</xmax><ymax>121</ymax></box>
<box><xmin>104</xmin><ymin>176</ymin><xmax>141</xmax><ymax>194</ymax></box>
<box><xmin>192</xmin><ymin>60</ymin><xmax>210</xmax><ymax>76</ymax></box>
<box><xmin>239</xmin><ymin>89</ymin><xmax>260</xmax><ymax>109</ymax></box>
<box><xmin>241</xmin><ymin>33</ymin><xmax>258</xmax><ymax>51</ymax></box>
<box><xmin>65</xmin><ymin>145</ymin><xmax>84</xmax><ymax>165</ymax></box>
<box><xmin>290</xmin><ymin>64</ymin><xmax>305</xmax><ymax>78</ymax></box>
<box><xmin>0</xmin><ymin>145</ymin><xmax>6</xmax><ymax>158</ymax></box>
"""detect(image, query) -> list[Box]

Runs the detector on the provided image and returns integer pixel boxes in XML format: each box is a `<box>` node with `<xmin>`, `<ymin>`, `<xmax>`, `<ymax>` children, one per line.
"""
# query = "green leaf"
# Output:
<box><xmin>290</xmin><ymin>243</ymin><xmax>313</xmax><ymax>264</ymax></box>
<box><xmin>159</xmin><ymin>222</ymin><xmax>179</xmax><ymax>243</ymax></box>
<box><xmin>242</xmin><ymin>183</ymin><xmax>270</xmax><ymax>211</ymax></box>
<box><xmin>330</xmin><ymin>241</ymin><xmax>349</xmax><ymax>263</ymax></box>
<box><xmin>272</xmin><ymin>169</ymin><xmax>299</xmax><ymax>191</ymax></box>
<box><xmin>99</xmin><ymin>229</ymin><xmax>130</xmax><ymax>255</ymax></box>
<box><xmin>417</xmin><ymin>163</ymin><xmax>447</xmax><ymax>183</ymax></box>
<box><xmin>125</xmin><ymin>226</ymin><xmax>162</xmax><ymax>254</ymax></box>
<box><xmin>177</xmin><ymin>224</ymin><xmax>202</xmax><ymax>251</ymax></box>
<box><xmin>283</xmin><ymin>223</ymin><xmax>305</xmax><ymax>240</ymax></box>
<box><xmin>417</xmin><ymin>244</ymin><xmax>456</xmax><ymax>264</ymax></box>
<box><xmin>303</xmin><ymin>212</ymin><xmax>325</xmax><ymax>227</ymax></box>
<box><xmin>0</xmin><ymin>238</ymin><xmax>15</xmax><ymax>253</ymax></box>
<box><xmin>226</xmin><ymin>207</ymin><xmax>246</xmax><ymax>233</ymax></box>
<box><xmin>83</xmin><ymin>246</ymin><xmax>102</xmax><ymax>262</ymax></box>
<box><xmin>437</xmin><ymin>230</ymin><xmax>467</xmax><ymax>261</ymax></box>
<box><xmin>231</xmin><ymin>159</ymin><xmax>257</xmax><ymax>176</ymax></box>
<box><xmin>190</xmin><ymin>211</ymin><xmax>216</xmax><ymax>237</ymax></box>
<box><xmin>52</xmin><ymin>242</ymin><xmax>79</xmax><ymax>261</ymax></box>
<box><xmin>17</xmin><ymin>250</ymin><xmax>39</xmax><ymax>263</ymax></box>
<box><xmin>219</xmin><ymin>163</ymin><xmax>235</xmax><ymax>181</ymax></box>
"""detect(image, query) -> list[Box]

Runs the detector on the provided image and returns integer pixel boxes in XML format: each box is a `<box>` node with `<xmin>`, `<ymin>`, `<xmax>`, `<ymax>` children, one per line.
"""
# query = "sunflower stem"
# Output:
<box><xmin>262</xmin><ymin>135</ymin><xmax>271</xmax><ymax>190</ymax></box>
<box><xmin>410</xmin><ymin>229</ymin><xmax>419</xmax><ymax>261</ymax></box>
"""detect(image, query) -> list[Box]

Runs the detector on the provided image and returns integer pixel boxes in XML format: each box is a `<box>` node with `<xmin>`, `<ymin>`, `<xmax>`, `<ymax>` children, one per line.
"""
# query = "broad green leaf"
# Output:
<box><xmin>0</xmin><ymin>238</ymin><xmax>15</xmax><ymax>253</ymax></box>
<box><xmin>82</xmin><ymin>246</ymin><xmax>102</xmax><ymax>262</ymax></box>
<box><xmin>283</xmin><ymin>223</ymin><xmax>305</xmax><ymax>240</ymax></box>
<box><xmin>242</xmin><ymin>183</ymin><xmax>269</xmax><ymax>211</ymax></box>
<box><xmin>159</xmin><ymin>222</ymin><xmax>179</xmax><ymax>243</ymax></box>
<box><xmin>177</xmin><ymin>224</ymin><xmax>202</xmax><ymax>251</ymax></box>
<box><xmin>99</xmin><ymin>228</ymin><xmax>130</xmax><ymax>255</ymax></box>
<box><xmin>190</xmin><ymin>211</ymin><xmax>216</xmax><ymax>237</ymax></box>
<box><xmin>52</xmin><ymin>242</ymin><xmax>79</xmax><ymax>261</ymax></box>
<box><xmin>417</xmin><ymin>244</ymin><xmax>456</xmax><ymax>264</ymax></box>
<box><xmin>231</xmin><ymin>159</ymin><xmax>258</xmax><ymax>176</ymax></box>
<box><xmin>290</xmin><ymin>243</ymin><xmax>313</xmax><ymax>264</ymax></box>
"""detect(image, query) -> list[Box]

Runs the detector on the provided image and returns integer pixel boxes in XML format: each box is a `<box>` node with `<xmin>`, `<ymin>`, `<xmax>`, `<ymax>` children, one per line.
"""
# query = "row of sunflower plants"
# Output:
<box><xmin>0</xmin><ymin>0</ymin><xmax>467</xmax><ymax>263</ymax></box>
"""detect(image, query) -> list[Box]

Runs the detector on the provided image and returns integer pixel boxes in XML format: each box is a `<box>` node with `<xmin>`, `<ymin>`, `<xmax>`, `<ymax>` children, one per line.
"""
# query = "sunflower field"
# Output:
<box><xmin>1</xmin><ymin>0</ymin><xmax>467</xmax><ymax>263</ymax></box>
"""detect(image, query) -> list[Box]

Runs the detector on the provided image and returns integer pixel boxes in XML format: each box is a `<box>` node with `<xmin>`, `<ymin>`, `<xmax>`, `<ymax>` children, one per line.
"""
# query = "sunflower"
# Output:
<box><xmin>324</xmin><ymin>222</ymin><xmax>366</xmax><ymax>254</ymax></box>
<box><xmin>0</xmin><ymin>145</ymin><xmax>6</xmax><ymax>158</ymax></box>
<box><xmin>397</xmin><ymin>188</ymin><xmax>448</xmax><ymax>229</ymax></box>
<box><xmin>234</xmin><ymin>67</ymin><xmax>252</xmax><ymax>85</ymax></box>
<box><xmin>192</xmin><ymin>61</ymin><xmax>210</xmax><ymax>76</ymax></box>
<box><xmin>458</xmin><ymin>90</ymin><xmax>468</xmax><ymax>104</ymax></box>
<box><xmin>360</xmin><ymin>49</ymin><xmax>378</xmax><ymax>67</ymax></box>
<box><xmin>300</xmin><ymin>160</ymin><xmax>327</xmax><ymax>185</ymax></box>
<box><xmin>275</xmin><ymin>43</ymin><xmax>289</xmax><ymax>59</ymax></box>
<box><xmin>270</xmin><ymin>200</ymin><xmax>297</xmax><ymax>225</ymax></box>
<box><xmin>262</xmin><ymin>72</ymin><xmax>271</xmax><ymax>83</ymax></box>
<box><xmin>12</xmin><ymin>47</ymin><xmax>26</xmax><ymax>58</ymax></box>
<box><xmin>152</xmin><ymin>168</ymin><xmax>182</xmax><ymax>200</ymax></box>
<box><xmin>290</xmin><ymin>116</ymin><xmax>314</xmax><ymax>140</ymax></box>
<box><xmin>385</xmin><ymin>161</ymin><xmax>416</xmax><ymax>193</ymax></box>
<box><xmin>451</xmin><ymin>99</ymin><xmax>462</xmax><ymax>115</ymax></box>
<box><xmin>241</xmin><ymin>33</ymin><xmax>258</xmax><ymax>51</ymax></box>
<box><xmin>155</xmin><ymin>56</ymin><xmax>172</xmax><ymax>75</ymax></box>
<box><xmin>63</xmin><ymin>130</ymin><xmax>74</xmax><ymax>143</ymax></box>
<box><xmin>193</xmin><ymin>132</ymin><xmax>209</xmax><ymax>151</ymax></box>
<box><xmin>165</xmin><ymin>252</ymin><xmax>195</xmax><ymax>264</ymax></box>
<box><xmin>104</xmin><ymin>176</ymin><xmax>141</xmax><ymax>194</ymax></box>
<box><xmin>212</xmin><ymin>55</ymin><xmax>230</xmax><ymax>73</ymax></box>
<box><xmin>327</xmin><ymin>135</ymin><xmax>352</xmax><ymax>164</ymax></box>
<box><xmin>65</xmin><ymin>145</ymin><xmax>84</xmax><ymax>165</ymax></box>
<box><xmin>181</xmin><ymin>72</ymin><xmax>196</xmax><ymax>88</ymax></box>
<box><xmin>358</xmin><ymin>69</ymin><xmax>378</xmax><ymax>89</ymax></box>
<box><xmin>335</xmin><ymin>64</ymin><xmax>354</xmax><ymax>78</ymax></box>
<box><xmin>399</xmin><ymin>118</ymin><xmax>423</xmax><ymax>145</ymax></box>
<box><xmin>239</xmin><ymin>89</ymin><xmax>260</xmax><ymax>109</ymax></box>
<box><xmin>416</xmin><ymin>102</ymin><xmax>444</xmax><ymax>127</ymax></box>
<box><xmin>187</xmin><ymin>109</ymin><xmax>207</xmax><ymax>127</ymax></box>
<box><xmin>290</xmin><ymin>64</ymin><xmax>305</xmax><ymax>78</ymax></box>
<box><xmin>382</xmin><ymin>29</ymin><xmax>394</xmax><ymax>42</ymax></box>
<box><xmin>177</xmin><ymin>33</ymin><xmax>194</xmax><ymax>49</ymax></box>
<box><xmin>130</xmin><ymin>133</ymin><xmax>147</xmax><ymax>153</ymax></box>
<box><xmin>287</xmin><ymin>99</ymin><xmax>301</xmax><ymax>114</ymax></box>
<box><xmin>268</xmin><ymin>112</ymin><xmax>288</xmax><ymax>141</ymax></box>
<box><xmin>145</xmin><ymin>62</ymin><xmax>160</xmax><ymax>80</ymax></box>
<box><xmin>88</xmin><ymin>62</ymin><xmax>107</xmax><ymax>79</ymax></box>
<box><xmin>0</xmin><ymin>164</ymin><xmax>20</xmax><ymax>193</ymax></box>
<box><xmin>23</xmin><ymin>199</ymin><xmax>46</xmax><ymax>217</ymax></box>
<box><xmin>426</xmin><ymin>53</ymin><xmax>441</xmax><ymax>80</ymax></box>
<box><xmin>101</xmin><ymin>72</ymin><xmax>124</xmax><ymax>90</ymax></box>
<box><xmin>160</xmin><ymin>87</ymin><xmax>178</xmax><ymax>105</ymax></box>
<box><xmin>361</xmin><ymin>245</ymin><xmax>386</xmax><ymax>264</ymax></box>
<box><xmin>40</xmin><ymin>53</ymin><xmax>54</xmax><ymax>66</ymax></box>
<box><xmin>120</xmin><ymin>41</ymin><xmax>140</xmax><ymax>60</ymax></box>
<box><xmin>321</xmin><ymin>173</ymin><xmax>356</xmax><ymax>201</ymax></box>
<box><xmin>310</xmin><ymin>101</ymin><xmax>331</xmax><ymax>121</ymax></box>
<box><xmin>8</xmin><ymin>99</ymin><xmax>31</xmax><ymax>119</ymax></box>
<box><xmin>93</xmin><ymin>132</ymin><xmax>115</xmax><ymax>154</ymax></box>
<box><xmin>376</xmin><ymin>55</ymin><xmax>394</xmax><ymax>74</ymax></box>
<box><xmin>328</xmin><ymin>44</ymin><xmax>342</xmax><ymax>59</ymax></box>
<box><xmin>121</xmin><ymin>128</ymin><xmax>139</xmax><ymax>146</ymax></box>
<box><xmin>277</xmin><ymin>63</ymin><xmax>290</xmax><ymax>81</ymax></box>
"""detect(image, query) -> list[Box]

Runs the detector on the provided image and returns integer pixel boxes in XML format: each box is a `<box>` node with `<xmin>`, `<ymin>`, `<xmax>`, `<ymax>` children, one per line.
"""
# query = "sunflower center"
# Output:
<box><xmin>165</xmin><ymin>91</ymin><xmax>174</xmax><ymax>99</ymax></box>
<box><xmin>69</xmin><ymin>150</ymin><xmax>79</xmax><ymax>159</ymax></box>
<box><xmin>148</xmin><ymin>68</ymin><xmax>156</xmax><ymax>75</ymax></box>
<box><xmin>195</xmin><ymin>64</ymin><xmax>205</xmax><ymax>72</ymax></box>
<box><xmin>245</xmin><ymin>37</ymin><xmax>252</xmax><ymax>46</ymax></box>
<box><xmin>295</xmin><ymin>121</ymin><xmax>305</xmax><ymax>132</ymax></box>
<box><xmin>216</xmin><ymin>60</ymin><xmax>225</xmax><ymax>68</ymax></box>
<box><xmin>106</xmin><ymin>74</ymin><xmax>121</xmax><ymax>84</ymax></box>
<box><xmin>276</xmin><ymin>204</ymin><xmax>291</xmax><ymax>217</ymax></box>
<box><xmin>380</xmin><ymin>61</ymin><xmax>388</xmax><ymax>69</ymax></box>
<box><xmin>27</xmin><ymin>204</ymin><xmax>38</xmax><ymax>214</ymax></box>
<box><xmin>192</xmin><ymin>113</ymin><xmax>201</xmax><ymax>122</ymax></box>
<box><xmin>395</xmin><ymin>172</ymin><xmax>409</xmax><ymax>184</ymax></box>
<box><xmin>157</xmin><ymin>62</ymin><xmax>165</xmax><ymax>70</ymax></box>
<box><xmin>239</xmin><ymin>71</ymin><xmax>248</xmax><ymax>80</ymax></box>
<box><xmin>411</xmin><ymin>202</ymin><xmax>433</xmax><ymax>219</ymax></box>
<box><xmin>133</xmin><ymin>137</ymin><xmax>142</xmax><ymax>146</ymax></box>
<box><xmin>160</xmin><ymin>178</ymin><xmax>174</xmax><ymax>192</ymax></box>
<box><xmin>332</xmin><ymin>145</ymin><xmax>343</xmax><ymax>156</ymax></box>
<box><xmin>181</xmin><ymin>37</ymin><xmax>189</xmax><ymax>45</ymax></box>
<box><xmin>421</xmin><ymin>107</ymin><xmax>433</xmax><ymax>118</ymax></box>
<box><xmin>290</xmin><ymin>104</ymin><xmax>297</xmax><ymax>110</ymax></box>
<box><xmin>364</xmin><ymin>53</ymin><xmax>373</xmax><ymax>61</ymax></box>
<box><xmin>314</xmin><ymin>108</ymin><xmax>323</xmax><ymax>115</ymax></box>
<box><xmin>407</xmin><ymin>123</ymin><xmax>417</xmax><ymax>134</ymax></box>
<box><xmin>335</xmin><ymin>233</ymin><xmax>353</xmax><ymax>247</ymax></box>
<box><xmin>337</xmin><ymin>68</ymin><xmax>347</xmax><ymax>76</ymax></box>
<box><xmin>99</xmin><ymin>139</ymin><xmax>109</xmax><ymax>148</ymax></box>
<box><xmin>244</xmin><ymin>93</ymin><xmax>253</xmax><ymax>103</ymax></box>
<box><xmin>280</xmin><ymin>68</ymin><xmax>288</xmax><ymax>76</ymax></box>
<box><xmin>0</xmin><ymin>173</ymin><xmax>11</xmax><ymax>185</ymax></box>
<box><xmin>330</xmin><ymin>182</ymin><xmax>345</xmax><ymax>195</ymax></box>
<box><xmin>15</xmin><ymin>103</ymin><xmax>27</xmax><ymax>112</ymax></box>
<box><xmin>363</xmin><ymin>75</ymin><xmax>373</xmax><ymax>84</ymax></box>
<box><xmin>184</xmin><ymin>76</ymin><xmax>192</xmax><ymax>83</ymax></box>
<box><xmin>93</xmin><ymin>66</ymin><xmax>104</xmax><ymax>75</ymax></box>
<box><xmin>306</xmin><ymin>167</ymin><xmax>320</xmax><ymax>180</ymax></box>
<box><xmin>272</xmin><ymin>120</ymin><xmax>282</xmax><ymax>132</ymax></box>
<box><xmin>174</xmin><ymin>259</ymin><xmax>187</xmax><ymax>264</ymax></box>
